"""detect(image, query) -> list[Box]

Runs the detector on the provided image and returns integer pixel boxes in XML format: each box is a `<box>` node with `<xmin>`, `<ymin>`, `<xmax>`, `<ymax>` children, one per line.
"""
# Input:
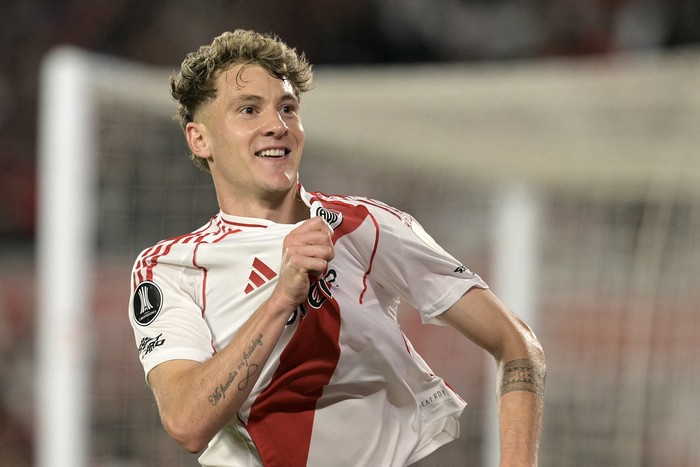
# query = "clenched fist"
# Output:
<box><xmin>269</xmin><ymin>217</ymin><xmax>335</xmax><ymax>313</ymax></box>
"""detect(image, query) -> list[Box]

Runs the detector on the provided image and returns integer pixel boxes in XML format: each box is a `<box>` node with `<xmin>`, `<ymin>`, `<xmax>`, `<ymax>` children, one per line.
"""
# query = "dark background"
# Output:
<box><xmin>1</xmin><ymin>0</ymin><xmax>699</xmax><ymax>242</ymax></box>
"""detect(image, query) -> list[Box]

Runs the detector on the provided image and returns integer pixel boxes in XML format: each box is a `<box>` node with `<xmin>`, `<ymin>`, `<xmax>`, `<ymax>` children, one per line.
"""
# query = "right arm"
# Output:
<box><xmin>147</xmin><ymin>217</ymin><xmax>334</xmax><ymax>453</ymax></box>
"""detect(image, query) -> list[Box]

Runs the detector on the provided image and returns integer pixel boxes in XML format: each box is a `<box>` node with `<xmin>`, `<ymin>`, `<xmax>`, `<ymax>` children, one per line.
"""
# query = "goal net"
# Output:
<box><xmin>36</xmin><ymin>47</ymin><xmax>700</xmax><ymax>467</ymax></box>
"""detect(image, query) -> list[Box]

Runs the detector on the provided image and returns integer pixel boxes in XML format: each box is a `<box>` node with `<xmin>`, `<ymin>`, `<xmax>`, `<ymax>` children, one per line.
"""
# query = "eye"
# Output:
<box><xmin>240</xmin><ymin>106</ymin><xmax>256</xmax><ymax>115</ymax></box>
<box><xmin>281</xmin><ymin>104</ymin><xmax>298</xmax><ymax>115</ymax></box>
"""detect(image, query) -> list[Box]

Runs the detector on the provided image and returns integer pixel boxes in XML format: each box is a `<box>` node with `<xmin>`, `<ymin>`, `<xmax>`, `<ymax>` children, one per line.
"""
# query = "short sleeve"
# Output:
<box><xmin>128</xmin><ymin>252</ymin><xmax>213</xmax><ymax>380</ymax></box>
<box><xmin>368</xmin><ymin>207</ymin><xmax>488</xmax><ymax>324</ymax></box>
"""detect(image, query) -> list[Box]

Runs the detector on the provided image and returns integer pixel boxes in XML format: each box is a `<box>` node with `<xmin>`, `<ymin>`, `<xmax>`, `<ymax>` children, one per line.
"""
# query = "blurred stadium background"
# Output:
<box><xmin>2</xmin><ymin>1</ymin><xmax>700</xmax><ymax>466</ymax></box>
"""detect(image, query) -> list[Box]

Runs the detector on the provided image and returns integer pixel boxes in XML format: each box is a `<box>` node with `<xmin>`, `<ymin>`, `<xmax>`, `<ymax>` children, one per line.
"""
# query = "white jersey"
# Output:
<box><xmin>129</xmin><ymin>186</ymin><xmax>488</xmax><ymax>467</ymax></box>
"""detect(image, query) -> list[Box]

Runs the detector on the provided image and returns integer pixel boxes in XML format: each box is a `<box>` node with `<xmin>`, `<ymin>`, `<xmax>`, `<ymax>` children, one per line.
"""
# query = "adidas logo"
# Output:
<box><xmin>244</xmin><ymin>258</ymin><xmax>277</xmax><ymax>294</ymax></box>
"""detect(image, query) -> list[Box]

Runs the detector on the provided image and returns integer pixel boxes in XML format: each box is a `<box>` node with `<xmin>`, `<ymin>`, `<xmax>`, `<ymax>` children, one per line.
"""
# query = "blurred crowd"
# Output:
<box><xmin>0</xmin><ymin>0</ymin><xmax>699</xmax><ymax>243</ymax></box>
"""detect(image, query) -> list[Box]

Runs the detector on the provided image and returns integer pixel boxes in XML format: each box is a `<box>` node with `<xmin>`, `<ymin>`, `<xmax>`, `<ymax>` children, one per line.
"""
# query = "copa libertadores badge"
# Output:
<box><xmin>133</xmin><ymin>281</ymin><xmax>163</xmax><ymax>326</ymax></box>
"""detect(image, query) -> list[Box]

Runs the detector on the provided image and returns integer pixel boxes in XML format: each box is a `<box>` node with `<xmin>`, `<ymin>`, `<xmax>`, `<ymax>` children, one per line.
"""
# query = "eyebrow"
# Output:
<box><xmin>232</xmin><ymin>93</ymin><xmax>299</xmax><ymax>105</ymax></box>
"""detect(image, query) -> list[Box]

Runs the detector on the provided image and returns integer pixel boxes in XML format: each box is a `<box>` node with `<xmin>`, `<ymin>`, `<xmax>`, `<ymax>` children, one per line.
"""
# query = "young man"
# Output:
<box><xmin>129</xmin><ymin>29</ymin><xmax>545</xmax><ymax>467</ymax></box>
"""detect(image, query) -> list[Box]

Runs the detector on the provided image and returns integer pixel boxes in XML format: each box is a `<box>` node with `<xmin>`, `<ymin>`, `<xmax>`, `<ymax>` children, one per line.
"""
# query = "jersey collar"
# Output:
<box><xmin>215</xmin><ymin>182</ymin><xmax>313</xmax><ymax>232</ymax></box>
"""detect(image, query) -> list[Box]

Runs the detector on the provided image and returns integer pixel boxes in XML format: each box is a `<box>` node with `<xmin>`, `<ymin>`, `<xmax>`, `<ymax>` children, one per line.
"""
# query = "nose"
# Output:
<box><xmin>262</xmin><ymin>110</ymin><xmax>288</xmax><ymax>137</ymax></box>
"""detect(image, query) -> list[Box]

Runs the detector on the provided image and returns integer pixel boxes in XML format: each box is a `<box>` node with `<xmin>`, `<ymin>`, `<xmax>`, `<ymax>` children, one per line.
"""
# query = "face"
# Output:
<box><xmin>187</xmin><ymin>64</ymin><xmax>305</xmax><ymax>214</ymax></box>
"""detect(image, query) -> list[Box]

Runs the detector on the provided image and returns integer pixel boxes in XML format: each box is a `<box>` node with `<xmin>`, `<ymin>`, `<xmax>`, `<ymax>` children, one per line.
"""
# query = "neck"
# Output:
<box><xmin>217</xmin><ymin>188</ymin><xmax>309</xmax><ymax>224</ymax></box>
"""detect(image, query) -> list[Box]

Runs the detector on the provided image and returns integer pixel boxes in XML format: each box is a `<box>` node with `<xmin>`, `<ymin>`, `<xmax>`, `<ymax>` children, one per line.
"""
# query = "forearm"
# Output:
<box><xmin>497</xmin><ymin>356</ymin><xmax>546</xmax><ymax>466</ymax></box>
<box><xmin>152</xmin><ymin>297</ymin><xmax>292</xmax><ymax>452</ymax></box>
<box><xmin>149</xmin><ymin>217</ymin><xmax>335</xmax><ymax>453</ymax></box>
<box><xmin>439</xmin><ymin>288</ymin><xmax>546</xmax><ymax>465</ymax></box>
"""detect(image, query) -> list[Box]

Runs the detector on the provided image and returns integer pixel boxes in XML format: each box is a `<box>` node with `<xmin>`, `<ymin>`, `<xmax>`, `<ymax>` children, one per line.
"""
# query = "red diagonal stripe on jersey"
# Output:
<box><xmin>245</xmin><ymin>201</ymin><xmax>369</xmax><ymax>467</ymax></box>
<box><xmin>246</xmin><ymin>296</ymin><xmax>342</xmax><ymax>466</ymax></box>
<box><xmin>320</xmin><ymin>199</ymin><xmax>378</xmax><ymax>305</ymax></box>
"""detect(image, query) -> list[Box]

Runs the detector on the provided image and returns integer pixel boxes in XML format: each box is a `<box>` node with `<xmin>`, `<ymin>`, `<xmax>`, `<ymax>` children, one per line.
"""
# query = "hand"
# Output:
<box><xmin>270</xmin><ymin>217</ymin><xmax>335</xmax><ymax>312</ymax></box>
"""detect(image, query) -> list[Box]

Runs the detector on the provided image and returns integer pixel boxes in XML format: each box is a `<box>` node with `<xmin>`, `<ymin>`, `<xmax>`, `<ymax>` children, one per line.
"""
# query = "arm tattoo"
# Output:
<box><xmin>209</xmin><ymin>333</ymin><xmax>264</xmax><ymax>406</ymax></box>
<box><xmin>499</xmin><ymin>358</ymin><xmax>545</xmax><ymax>398</ymax></box>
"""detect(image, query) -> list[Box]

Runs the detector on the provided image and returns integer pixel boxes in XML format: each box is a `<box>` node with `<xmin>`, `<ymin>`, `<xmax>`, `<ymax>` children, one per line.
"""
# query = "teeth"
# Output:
<box><xmin>257</xmin><ymin>149</ymin><xmax>286</xmax><ymax>157</ymax></box>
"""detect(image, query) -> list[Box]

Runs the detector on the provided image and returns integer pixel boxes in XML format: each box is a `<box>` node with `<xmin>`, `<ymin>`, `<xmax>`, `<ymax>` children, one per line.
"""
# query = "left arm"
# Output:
<box><xmin>440</xmin><ymin>287</ymin><xmax>545</xmax><ymax>467</ymax></box>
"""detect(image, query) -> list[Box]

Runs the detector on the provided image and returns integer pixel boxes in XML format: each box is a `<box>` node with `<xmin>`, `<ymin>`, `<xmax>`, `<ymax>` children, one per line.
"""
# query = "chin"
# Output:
<box><xmin>267</xmin><ymin>172</ymin><xmax>297</xmax><ymax>190</ymax></box>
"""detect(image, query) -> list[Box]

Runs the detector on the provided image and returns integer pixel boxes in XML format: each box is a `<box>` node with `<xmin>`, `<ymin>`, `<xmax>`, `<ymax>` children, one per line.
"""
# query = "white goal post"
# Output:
<box><xmin>35</xmin><ymin>47</ymin><xmax>173</xmax><ymax>467</ymax></box>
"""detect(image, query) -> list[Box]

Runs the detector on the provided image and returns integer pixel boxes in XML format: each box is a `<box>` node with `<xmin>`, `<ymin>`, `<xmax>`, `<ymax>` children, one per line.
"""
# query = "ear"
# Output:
<box><xmin>185</xmin><ymin>121</ymin><xmax>212</xmax><ymax>160</ymax></box>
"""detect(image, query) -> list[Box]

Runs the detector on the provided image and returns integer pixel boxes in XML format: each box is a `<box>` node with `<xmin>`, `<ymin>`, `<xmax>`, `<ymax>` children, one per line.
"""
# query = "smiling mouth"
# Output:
<box><xmin>256</xmin><ymin>148</ymin><xmax>288</xmax><ymax>158</ymax></box>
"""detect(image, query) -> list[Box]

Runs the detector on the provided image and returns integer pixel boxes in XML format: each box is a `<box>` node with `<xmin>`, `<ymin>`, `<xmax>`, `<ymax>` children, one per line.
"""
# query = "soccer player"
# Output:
<box><xmin>128</xmin><ymin>29</ymin><xmax>545</xmax><ymax>467</ymax></box>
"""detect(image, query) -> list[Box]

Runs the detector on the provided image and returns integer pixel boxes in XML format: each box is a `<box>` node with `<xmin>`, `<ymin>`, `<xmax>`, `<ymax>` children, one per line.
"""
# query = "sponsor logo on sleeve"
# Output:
<box><xmin>133</xmin><ymin>281</ymin><xmax>163</xmax><ymax>326</ymax></box>
<box><xmin>138</xmin><ymin>333</ymin><xmax>165</xmax><ymax>358</ymax></box>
